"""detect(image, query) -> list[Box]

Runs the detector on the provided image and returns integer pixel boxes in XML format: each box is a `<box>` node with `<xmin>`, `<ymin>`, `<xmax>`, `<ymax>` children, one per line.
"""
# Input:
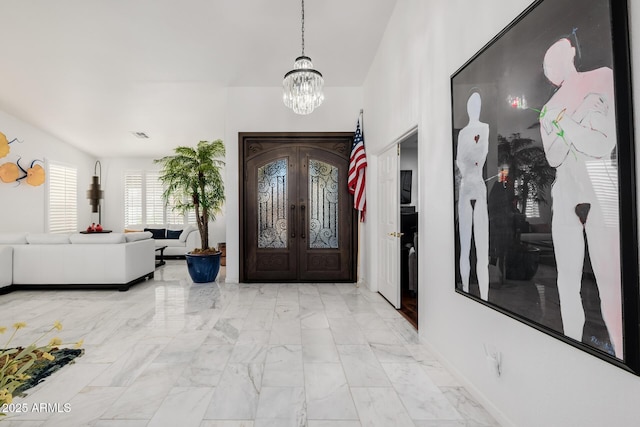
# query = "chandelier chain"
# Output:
<box><xmin>301</xmin><ymin>0</ymin><xmax>305</xmax><ymax>56</ymax></box>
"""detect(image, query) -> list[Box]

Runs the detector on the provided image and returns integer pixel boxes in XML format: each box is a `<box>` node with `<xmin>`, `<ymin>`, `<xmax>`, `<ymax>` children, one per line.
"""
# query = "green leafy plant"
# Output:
<box><xmin>0</xmin><ymin>322</ymin><xmax>83</xmax><ymax>415</ymax></box>
<box><xmin>154</xmin><ymin>140</ymin><xmax>226</xmax><ymax>253</ymax></box>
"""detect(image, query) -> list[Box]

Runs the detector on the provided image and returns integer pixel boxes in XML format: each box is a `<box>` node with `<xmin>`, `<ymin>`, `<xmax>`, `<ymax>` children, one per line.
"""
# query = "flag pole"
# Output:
<box><xmin>356</xmin><ymin>109</ymin><xmax>364</xmax><ymax>289</ymax></box>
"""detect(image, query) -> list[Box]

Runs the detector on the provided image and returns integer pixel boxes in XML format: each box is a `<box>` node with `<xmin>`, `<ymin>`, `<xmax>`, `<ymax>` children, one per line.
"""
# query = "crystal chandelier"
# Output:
<box><xmin>283</xmin><ymin>0</ymin><xmax>324</xmax><ymax>115</ymax></box>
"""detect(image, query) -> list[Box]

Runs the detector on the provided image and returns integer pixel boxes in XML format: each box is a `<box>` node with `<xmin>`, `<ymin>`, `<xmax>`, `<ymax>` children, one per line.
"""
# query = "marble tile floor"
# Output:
<box><xmin>0</xmin><ymin>260</ymin><xmax>500</xmax><ymax>427</ymax></box>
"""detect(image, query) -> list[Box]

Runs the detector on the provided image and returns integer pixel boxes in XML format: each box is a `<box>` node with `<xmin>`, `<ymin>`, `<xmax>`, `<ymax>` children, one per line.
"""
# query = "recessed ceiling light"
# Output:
<box><xmin>131</xmin><ymin>131</ymin><xmax>149</xmax><ymax>139</ymax></box>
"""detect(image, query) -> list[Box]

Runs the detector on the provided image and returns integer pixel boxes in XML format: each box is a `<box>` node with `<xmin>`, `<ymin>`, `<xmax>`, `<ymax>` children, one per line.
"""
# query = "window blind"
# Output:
<box><xmin>124</xmin><ymin>172</ymin><xmax>143</xmax><ymax>227</ymax></box>
<box><xmin>124</xmin><ymin>170</ymin><xmax>192</xmax><ymax>227</ymax></box>
<box><xmin>586</xmin><ymin>158</ymin><xmax>619</xmax><ymax>228</ymax></box>
<box><xmin>48</xmin><ymin>163</ymin><xmax>78</xmax><ymax>233</ymax></box>
<box><xmin>145</xmin><ymin>171</ymin><xmax>164</xmax><ymax>225</ymax></box>
<box><xmin>166</xmin><ymin>192</ymin><xmax>185</xmax><ymax>224</ymax></box>
<box><xmin>187</xmin><ymin>209</ymin><xmax>197</xmax><ymax>225</ymax></box>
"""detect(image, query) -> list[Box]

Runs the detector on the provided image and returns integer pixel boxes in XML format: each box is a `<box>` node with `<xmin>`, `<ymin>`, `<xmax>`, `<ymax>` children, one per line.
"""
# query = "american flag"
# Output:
<box><xmin>348</xmin><ymin>119</ymin><xmax>367</xmax><ymax>221</ymax></box>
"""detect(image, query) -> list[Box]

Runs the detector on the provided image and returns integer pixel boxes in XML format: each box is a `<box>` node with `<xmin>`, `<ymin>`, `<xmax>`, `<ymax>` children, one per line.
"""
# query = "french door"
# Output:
<box><xmin>240</xmin><ymin>133</ymin><xmax>357</xmax><ymax>282</ymax></box>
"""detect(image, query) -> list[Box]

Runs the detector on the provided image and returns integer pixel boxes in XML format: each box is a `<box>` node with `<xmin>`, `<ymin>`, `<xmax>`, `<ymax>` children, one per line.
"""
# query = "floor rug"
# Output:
<box><xmin>10</xmin><ymin>348</ymin><xmax>84</xmax><ymax>396</ymax></box>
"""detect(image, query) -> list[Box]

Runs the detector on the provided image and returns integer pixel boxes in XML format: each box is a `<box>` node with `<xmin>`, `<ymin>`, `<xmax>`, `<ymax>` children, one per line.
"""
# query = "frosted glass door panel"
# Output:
<box><xmin>309</xmin><ymin>159</ymin><xmax>339</xmax><ymax>249</ymax></box>
<box><xmin>258</xmin><ymin>158</ymin><xmax>288</xmax><ymax>249</ymax></box>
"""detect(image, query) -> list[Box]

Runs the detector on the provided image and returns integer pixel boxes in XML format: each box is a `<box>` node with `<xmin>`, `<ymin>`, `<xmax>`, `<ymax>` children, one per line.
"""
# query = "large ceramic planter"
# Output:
<box><xmin>185</xmin><ymin>251</ymin><xmax>222</xmax><ymax>283</ymax></box>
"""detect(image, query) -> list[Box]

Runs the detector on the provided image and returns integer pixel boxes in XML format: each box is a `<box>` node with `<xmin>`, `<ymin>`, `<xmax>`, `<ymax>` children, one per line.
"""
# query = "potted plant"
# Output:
<box><xmin>492</xmin><ymin>133</ymin><xmax>556</xmax><ymax>280</ymax></box>
<box><xmin>497</xmin><ymin>133</ymin><xmax>556</xmax><ymax>215</ymax></box>
<box><xmin>154</xmin><ymin>140</ymin><xmax>225</xmax><ymax>283</ymax></box>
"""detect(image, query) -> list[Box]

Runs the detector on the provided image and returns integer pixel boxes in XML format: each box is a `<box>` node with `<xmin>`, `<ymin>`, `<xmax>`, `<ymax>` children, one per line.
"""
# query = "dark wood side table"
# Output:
<box><xmin>79</xmin><ymin>230</ymin><xmax>113</xmax><ymax>234</ymax></box>
<box><xmin>155</xmin><ymin>245</ymin><xmax>168</xmax><ymax>267</ymax></box>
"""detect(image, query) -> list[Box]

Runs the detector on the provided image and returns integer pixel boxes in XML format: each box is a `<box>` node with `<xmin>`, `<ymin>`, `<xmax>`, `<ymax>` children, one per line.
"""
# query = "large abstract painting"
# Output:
<box><xmin>451</xmin><ymin>0</ymin><xmax>639</xmax><ymax>372</ymax></box>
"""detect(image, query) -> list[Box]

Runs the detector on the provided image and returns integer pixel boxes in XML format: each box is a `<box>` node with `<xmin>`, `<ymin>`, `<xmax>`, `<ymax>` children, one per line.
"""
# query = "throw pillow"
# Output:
<box><xmin>179</xmin><ymin>225</ymin><xmax>196</xmax><ymax>242</ymax></box>
<box><xmin>125</xmin><ymin>231</ymin><xmax>153</xmax><ymax>242</ymax></box>
<box><xmin>0</xmin><ymin>233</ymin><xmax>28</xmax><ymax>244</ymax></box>
<box><xmin>166</xmin><ymin>229</ymin><xmax>182</xmax><ymax>239</ymax></box>
<box><xmin>144</xmin><ymin>228</ymin><xmax>166</xmax><ymax>239</ymax></box>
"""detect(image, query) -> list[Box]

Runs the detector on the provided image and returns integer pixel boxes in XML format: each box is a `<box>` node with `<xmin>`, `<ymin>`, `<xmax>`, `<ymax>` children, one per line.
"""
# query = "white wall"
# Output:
<box><xmin>99</xmin><ymin>157</ymin><xmax>226</xmax><ymax>246</ymax></box>
<box><xmin>0</xmin><ymin>83</ymin><xmax>362</xmax><ymax>274</ymax></box>
<box><xmin>363</xmin><ymin>0</ymin><xmax>640</xmax><ymax>426</ymax></box>
<box><xmin>0</xmin><ymin>110</ymin><xmax>95</xmax><ymax>232</ymax></box>
<box><xmin>100</xmin><ymin>86</ymin><xmax>364</xmax><ymax>282</ymax></box>
<box><xmin>224</xmin><ymin>86</ymin><xmax>363</xmax><ymax>283</ymax></box>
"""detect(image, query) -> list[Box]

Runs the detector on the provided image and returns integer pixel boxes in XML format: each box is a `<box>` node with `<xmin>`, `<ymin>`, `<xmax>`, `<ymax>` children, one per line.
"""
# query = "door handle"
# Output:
<box><xmin>291</xmin><ymin>204</ymin><xmax>296</xmax><ymax>238</ymax></box>
<box><xmin>387</xmin><ymin>232</ymin><xmax>404</xmax><ymax>238</ymax></box>
<box><xmin>301</xmin><ymin>204</ymin><xmax>306</xmax><ymax>239</ymax></box>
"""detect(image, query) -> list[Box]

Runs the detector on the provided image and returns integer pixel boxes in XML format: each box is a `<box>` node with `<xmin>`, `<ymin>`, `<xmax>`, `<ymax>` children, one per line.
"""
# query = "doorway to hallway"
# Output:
<box><xmin>399</xmin><ymin>132</ymin><xmax>419</xmax><ymax>328</ymax></box>
<box><xmin>377</xmin><ymin>129</ymin><xmax>419</xmax><ymax>329</ymax></box>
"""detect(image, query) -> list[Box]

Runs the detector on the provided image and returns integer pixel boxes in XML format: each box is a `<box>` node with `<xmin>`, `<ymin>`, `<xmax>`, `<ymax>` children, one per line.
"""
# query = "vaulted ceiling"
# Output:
<box><xmin>0</xmin><ymin>0</ymin><xmax>397</xmax><ymax>157</ymax></box>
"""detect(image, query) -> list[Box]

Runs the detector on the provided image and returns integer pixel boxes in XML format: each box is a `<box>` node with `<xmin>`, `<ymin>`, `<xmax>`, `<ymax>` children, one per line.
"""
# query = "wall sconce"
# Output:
<box><xmin>87</xmin><ymin>160</ymin><xmax>103</xmax><ymax>223</ymax></box>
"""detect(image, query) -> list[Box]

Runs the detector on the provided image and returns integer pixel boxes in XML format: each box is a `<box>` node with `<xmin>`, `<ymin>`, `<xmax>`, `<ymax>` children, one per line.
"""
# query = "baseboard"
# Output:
<box><xmin>420</xmin><ymin>339</ymin><xmax>515</xmax><ymax>427</ymax></box>
<box><xmin>6</xmin><ymin>271</ymin><xmax>154</xmax><ymax>293</ymax></box>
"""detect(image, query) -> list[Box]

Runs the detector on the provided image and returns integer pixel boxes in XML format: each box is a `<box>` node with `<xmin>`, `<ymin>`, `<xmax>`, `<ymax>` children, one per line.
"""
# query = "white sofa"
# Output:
<box><xmin>0</xmin><ymin>246</ymin><xmax>11</xmax><ymax>290</ymax></box>
<box><xmin>136</xmin><ymin>224</ymin><xmax>200</xmax><ymax>256</ymax></box>
<box><xmin>0</xmin><ymin>231</ymin><xmax>155</xmax><ymax>293</ymax></box>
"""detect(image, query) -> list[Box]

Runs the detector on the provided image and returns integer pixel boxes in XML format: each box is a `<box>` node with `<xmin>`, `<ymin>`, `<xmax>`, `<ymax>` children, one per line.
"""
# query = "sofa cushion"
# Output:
<box><xmin>144</xmin><ymin>228</ymin><xmax>166</xmax><ymax>239</ymax></box>
<box><xmin>125</xmin><ymin>231</ymin><xmax>153</xmax><ymax>242</ymax></box>
<box><xmin>158</xmin><ymin>239</ymin><xmax>189</xmax><ymax>248</ymax></box>
<box><xmin>179</xmin><ymin>225</ymin><xmax>197</xmax><ymax>242</ymax></box>
<box><xmin>0</xmin><ymin>233</ymin><xmax>28</xmax><ymax>244</ymax></box>
<box><xmin>26</xmin><ymin>233</ymin><xmax>71</xmax><ymax>244</ymax></box>
<box><xmin>69</xmin><ymin>233</ymin><xmax>126</xmax><ymax>244</ymax></box>
<box><xmin>166</xmin><ymin>224</ymin><xmax>185</xmax><ymax>230</ymax></box>
<box><xmin>0</xmin><ymin>246</ymin><xmax>12</xmax><ymax>288</ymax></box>
<box><xmin>166</xmin><ymin>229</ymin><xmax>182</xmax><ymax>239</ymax></box>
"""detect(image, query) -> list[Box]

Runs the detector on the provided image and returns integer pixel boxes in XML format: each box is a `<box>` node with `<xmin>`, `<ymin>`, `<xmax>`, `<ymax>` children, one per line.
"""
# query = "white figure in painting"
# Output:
<box><xmin>457</xmin><ymin>92</ymin><xmax>490</xmax><ymax>301</ymax></box>
<box><xmin>540</xmin><ymin>37</ymin><xmax>621</xmax><ymax>358</ymax></box>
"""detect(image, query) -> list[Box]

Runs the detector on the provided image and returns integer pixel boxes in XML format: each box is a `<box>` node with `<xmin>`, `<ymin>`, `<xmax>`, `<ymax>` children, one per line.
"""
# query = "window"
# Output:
<box><xmin>145</xmin><ymin>171</ymin><xmax>164</xmax><ymax>225</ymax></box>
<box><xmin>48</xmin><ymin>162</ymin><xmax>78</xmax><ymax>233</ymax></box>
<box><xmin>124</xmin><ymin>170</ymin><xmax>195</xmax><ymax>227</ymax></box>
<box><xmin>515</xmin><ymin>177</ymin><xmax>540</xmax><ymax>219</ymax></box>
<box><xmin>166</xmin><ymin>192</ymin><xmax>186</xmax><ymax>224</ymax></box>
<box><xmin>187</xmin><ymin>208</ymin><xmax>197</xmax><ymax>225</ymax></box>
<box><xmin>586</xmin><ymin>158</ymin><xmax>618</xmax><ymax>228</ymax></box>
<box><xmin>524</xmin><ymin>198</ymin><xmax>540</xmax><ymax>219</ymax></box>
<box><xmin>124</xmin><ymin>173</ymin><xmax>143</xmax><ymax>226</ymax></box>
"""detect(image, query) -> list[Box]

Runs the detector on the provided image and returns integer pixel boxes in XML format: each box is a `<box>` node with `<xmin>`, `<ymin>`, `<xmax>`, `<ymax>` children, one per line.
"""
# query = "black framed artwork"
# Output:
<box><xmin>451</xmin><ymin>0</ymin><xmax>639</xmax><ymax>373</ymax></box>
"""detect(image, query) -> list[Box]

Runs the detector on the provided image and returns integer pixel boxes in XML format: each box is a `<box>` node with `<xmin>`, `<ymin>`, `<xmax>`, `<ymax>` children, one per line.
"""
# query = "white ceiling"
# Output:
<box><xmin>0</xmin><ymin>0</ymin><xmax>397</xmax><ymax>158</ymax></box>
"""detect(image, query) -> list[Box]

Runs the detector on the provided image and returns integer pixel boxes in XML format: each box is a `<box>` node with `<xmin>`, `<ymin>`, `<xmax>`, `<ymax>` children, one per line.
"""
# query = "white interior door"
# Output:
<box><xmin>378</xmin><ymin>144</ymin><xmax>400</xmax><ymax>308</ymax></box>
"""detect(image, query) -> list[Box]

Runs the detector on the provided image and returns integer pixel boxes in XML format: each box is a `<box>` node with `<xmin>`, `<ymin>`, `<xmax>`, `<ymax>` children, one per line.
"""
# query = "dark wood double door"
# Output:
<box><xmin>240</xmin><ymin>133</ymin><xmax>357</xmax><ymax>282</ymax></box>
